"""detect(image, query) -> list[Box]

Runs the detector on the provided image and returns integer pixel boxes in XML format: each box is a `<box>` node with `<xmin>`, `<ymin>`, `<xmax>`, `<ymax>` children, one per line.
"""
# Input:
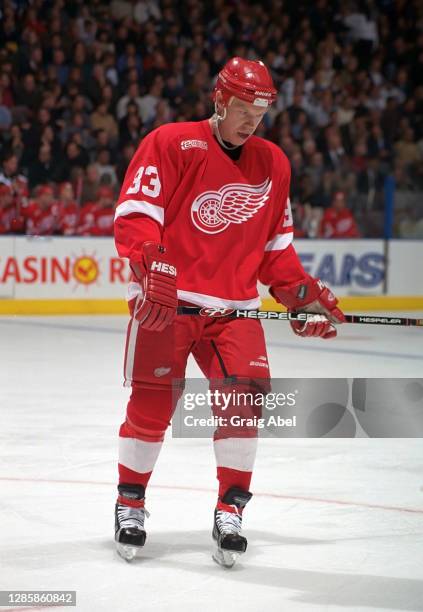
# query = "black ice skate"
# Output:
<box><xmin>212</xmin><ymin>487</ymin><xmax>253</xmax><ymax>568</ymax></box>
<box><xmin>115</xmin><ymin>484</ymin><xmax>149</xmax><ymax>562</ymax></box>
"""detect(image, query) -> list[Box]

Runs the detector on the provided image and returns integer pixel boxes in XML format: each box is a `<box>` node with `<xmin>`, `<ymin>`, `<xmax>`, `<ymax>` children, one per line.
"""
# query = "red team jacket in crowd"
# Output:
<box><xmin>24</xmin><ymin>201</ymin><xmax>61</xmax><ymax>235</ymax></box>
<box><xmin>319</xmin><ymin>208</ymin><xmax>360</xmax><ymax>238</ymax></box>
<box><xmin>0</xmin><ymin>202</ymin><xmax>25</xmax><ymax>233</ymax></box>
<box><xmin>0</xmin><ymin>185</ymin><xmax>25</xmax><ymax>234</ymax></box>
<box><xmin>78</xmin><ymin>203</ymin><xmax>115</xmax><ymax>236</ymax></box>
<box><xmin>58</xmin><ymin>201</ymin><xmax>79</xmax><ymax>235</ymax></box>
<box><xmin>114</xmin><ymin>120</ymin><xmax>308</xmax><ymax>308</ymax></box>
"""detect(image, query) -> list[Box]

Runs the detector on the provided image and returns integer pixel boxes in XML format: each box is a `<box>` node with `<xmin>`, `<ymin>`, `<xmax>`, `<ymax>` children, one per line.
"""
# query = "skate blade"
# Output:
<box><xmin>212</xmin><ymin>547</ymin><xmax>241</xmax><ymax>568</ymax></box>
<box><xmin>116</xmin><ymin>543</ymin><xmax>142</xmax><ymax>562</ymax></box>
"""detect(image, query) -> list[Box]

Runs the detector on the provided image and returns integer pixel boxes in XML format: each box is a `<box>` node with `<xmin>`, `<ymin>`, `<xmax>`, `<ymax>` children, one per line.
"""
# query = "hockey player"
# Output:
<box><xmin>113</xmin><ymin>57</ymin><xmax>345</xmax><ymax>566</ymax></box>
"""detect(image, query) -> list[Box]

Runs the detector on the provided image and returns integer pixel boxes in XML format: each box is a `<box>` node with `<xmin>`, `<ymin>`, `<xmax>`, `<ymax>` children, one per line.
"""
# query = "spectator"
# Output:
<box><xmin>24</xmin><ymin>184</ymin><xmax>60</xmax><ymax>236</ymax></box>
<box><xmin>93</xmin><ymin>129</ymin><xmax>116</xmax><ymax>160</ymax></box>
<box><xmin>116</xmin><ymin>83</ymin><xmax>143</xmax><ymax>121</ymax></box>
<box><xmin>14</xmin><ymin>73</ymin><xmax>42</xmax><ymax>110</ymax></box>
<box><xmin>116</xmin><ymin>43</ymin><xmax>143</xmax><ymax>78</ymax></box>
<box><xmin>95</xmin><ymin>149</ymin><xmax>118</xmax><ymax>186</ymax></box>
<box><xmin>28</xmin><ymin>144</ymin><xmax>61</xmax><ymax>189</ymax></box>
<box><xmin>324</xmin><ymin>128</ymin><xmax>347</xmax><ymax>171</ymax></box>
<box><xmin>367</xmin><ymin>123</ymin><xmax>390</xmax><ymax>160</ymax></box>
<box><xmin>90</xmin><ymin>102</ymin><xmax>119</xmax><ymax>141</ymax></box>
<box><xmin>119</xmin><ymin>110</ymin><xmax>142</xmax><ymax>148</ymax></box>
<box><xmin>319</xmin><ymin>191</ymin><xmax>361</xmax><ymax>238</ymax></box>
<box><xmin>356</xmin><ymin>157</ymin><xmax>385</xmax><ymax>212</ymax></box>
<box><xmin>50</xmin><ymin>48</ymin><xmax>69</xmax><ymax>87</ymax></box>
<box><xmin>62</xmin><ymin>141</ymin><xmax>90</xmax><ymax>180</ymax></box>
<box><xmin>395</xmin><ymin>127</ymin><xmax>422</xmax><ymax>166</ymax></box>
<box><xmin>8</xmin><ymin>125</ymin><xmax>25</xmax><ymax>163</ymax></box>
<box><xmin>78</xmin><ymin>185</ymin><xmax>115</xmax><ymax>236</ymax></box>
<box><xmin>133</xmin><ymin>1</ymin><xmax>162</xmax><ymax>25</ymax></box>
<box><xmin>85</xmin><ymin>64</ymin><xmax>108</xmax><ymax>107</ymax></box>
<box><xmin>398</xmin><ymin>206</ymin><xmax>423</xmax><ymax>239</ymax></box>
<box><xmin>302</xmin><ymin>204</ymin><xmax>325</xmax><ymax>239</ymax></box>
<box><xmin>0</xmin><ymin>184</ymin><xmax>25</xmax><ymax>234</ymax></box>
<box><xmin>56</xmin><ymin>182</ymin><xmax>80</xmax><ymax>235</ymax></box>
<box><xmin>0</xmin><ymin>96</ymin><xmax>12</xmax><ymax>132</ymax></box>
<box><xmin>0</xmin><ymin>72</ymin><xmax>14</xmax><ymax>108</ymax></box>
<box><xmin>0</xmin><ymin>152</ymin><xmax>25</xmax><ymax>188</ymax></box>
<box><xmin>306</xmin><ymin>151</ymin><xmax>325</xmax><ymax>191</ymax></box>
<box><xmin>80</xmin><ymin>164</ymin><xmax>101</xmax><ymax>204</ymax></box>
<box><xmin>116</xmin><ymin>143</ymin><xmax>136</xmax><ymax>183</ymax></box>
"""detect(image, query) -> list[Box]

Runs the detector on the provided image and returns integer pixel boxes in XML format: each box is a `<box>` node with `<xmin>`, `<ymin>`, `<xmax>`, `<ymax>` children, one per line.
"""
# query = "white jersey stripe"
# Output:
<box><xmin>264</xmin><ymin>231</ymin><xmax>293</xmax><ymax>252</ymax></box>
<box><xmin>177</xmin><ymin>289</ymin><xmax>260</xmax><ymax>310</ymax></box>
<box><xmin>125</xmin><ymin>285</ymin><xmax>261</xmax><ymax>309</ymax></box>
<box><xmin>119</xmin><ymin>436</ymin><xmax>163</xmax><ymax>473</ymax></box>
<box><xmin>115</xmin><ymin>199</ymin><xmax>164</xmax><ymax>225</ymax></box>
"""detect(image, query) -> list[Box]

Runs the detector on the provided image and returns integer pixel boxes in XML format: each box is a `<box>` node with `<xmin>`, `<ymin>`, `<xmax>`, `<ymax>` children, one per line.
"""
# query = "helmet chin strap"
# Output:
<box><xmin>212</xmin><ymin>102</ymin><xmax>239</xmax><ymax>151</ymax></box>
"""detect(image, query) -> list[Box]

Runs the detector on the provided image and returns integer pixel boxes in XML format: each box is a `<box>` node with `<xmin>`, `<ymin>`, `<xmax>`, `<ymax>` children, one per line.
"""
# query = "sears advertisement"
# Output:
<box><xmin>296</xmin><ymin>239</ymin><xmax>384</xmax><ymax>295</ymax></box>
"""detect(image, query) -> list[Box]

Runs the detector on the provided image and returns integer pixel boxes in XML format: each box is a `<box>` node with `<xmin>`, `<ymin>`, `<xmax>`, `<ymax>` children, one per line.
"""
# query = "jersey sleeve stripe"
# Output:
<box><xmin>114</xmin><ymin>199</ymin><xmax>164</xmax><ymax>225</ymax></box>
<box><xmin>264</xmin><ymin>231</ymin><xmax>293</xmax><ymax>252</ymax></box>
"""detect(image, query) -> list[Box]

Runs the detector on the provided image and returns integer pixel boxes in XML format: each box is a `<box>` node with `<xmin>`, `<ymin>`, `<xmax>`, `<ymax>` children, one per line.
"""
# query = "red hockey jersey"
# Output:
<box><xmin>24</xmin><ymin>201</ymin><xmax>60</xmax><ymax>236</ymax></box>
<box><xmin>0</xmin><ymin>204</ymin><xmax>25</xmax><ymax>234</ymax></box>
<box><xmin>57</xmin><ymin>201</ymin><xmax>79</xmax><ymax>236</ymax></box>
<box><xmin>78</xmin><ymin>202</ymin><xmax>115</xmax><ymax>236</ymax></box>
<box><xmin>114</xmin><ymin>119</ymin><xmax>307</xmax><ymax>308</ymax></box>
<box><xmin>319</xmin><ymin>208</ymin><xmax>360</xmax><ymax>238</ymax></box>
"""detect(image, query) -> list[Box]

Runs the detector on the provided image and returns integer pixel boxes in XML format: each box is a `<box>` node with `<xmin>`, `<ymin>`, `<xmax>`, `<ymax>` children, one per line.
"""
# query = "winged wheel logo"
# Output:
<box><xmin>191</xmin><ymin>179</ymin><xmax>271</xmax><ymax>234</ymax></box>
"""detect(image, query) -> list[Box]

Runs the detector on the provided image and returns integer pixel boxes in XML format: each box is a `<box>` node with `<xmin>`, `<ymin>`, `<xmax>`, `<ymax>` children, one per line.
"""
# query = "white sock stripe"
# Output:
<box><xmin>119</xmin><ymin>436</ymin><xmax>163</xmax><ymax>474</ymax></box>
<box><xmin>213</xmin><ymin>437</ymin><xmax>258</xmax><ymax>472</ymax></box>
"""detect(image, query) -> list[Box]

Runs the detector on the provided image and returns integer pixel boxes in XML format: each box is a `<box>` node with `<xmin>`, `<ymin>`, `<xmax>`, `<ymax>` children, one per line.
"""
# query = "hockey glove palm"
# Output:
<box><xmin>271</xmin><ymin>278</ymin><xmax>345</xmax><ymax>339</ymax></box>
<box><xmin>130</xmin><ymin>242</ymin><xmax>177</xmax><ymax>332</ymax></box>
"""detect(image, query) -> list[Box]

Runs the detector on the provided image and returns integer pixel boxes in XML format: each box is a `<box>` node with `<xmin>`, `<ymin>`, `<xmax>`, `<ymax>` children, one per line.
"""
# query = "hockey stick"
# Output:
<box><xmin>177</xmin><ymin>306</ymin><xmax>423</xmax><ymax>327</ymax></box>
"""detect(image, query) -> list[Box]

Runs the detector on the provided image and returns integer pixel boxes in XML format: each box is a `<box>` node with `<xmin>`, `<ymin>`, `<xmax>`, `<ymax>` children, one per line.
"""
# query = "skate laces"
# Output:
<box><xmin>216</xmin><ymin>505</ymin><xmax>242</xmax><ymax>535</ymax></box>
<box><xmin>117</xmin><ymin>503</ymin><xmax>150</xmax><ymax>530</ymax></box>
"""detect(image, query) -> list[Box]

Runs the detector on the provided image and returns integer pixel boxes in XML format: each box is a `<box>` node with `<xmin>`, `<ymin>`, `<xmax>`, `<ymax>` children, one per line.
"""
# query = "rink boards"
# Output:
<box><xmin>0</xmin><ymin>236</ymin><xmax>422</xmax><ymax>314</ymax></box>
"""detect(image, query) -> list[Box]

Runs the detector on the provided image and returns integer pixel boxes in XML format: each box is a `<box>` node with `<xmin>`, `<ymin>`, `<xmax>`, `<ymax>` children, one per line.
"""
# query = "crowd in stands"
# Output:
<box><xmin>0</xmin><ymin>0</ymin><xmax>422</xmax><ymax>238</ymax></box>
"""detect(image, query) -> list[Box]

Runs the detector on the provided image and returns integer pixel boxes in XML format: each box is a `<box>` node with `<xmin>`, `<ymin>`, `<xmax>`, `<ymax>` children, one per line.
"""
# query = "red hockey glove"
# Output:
<box><xmin>130</xmin><ymin>242</ymin><xmax>177</xmax><ymax>332</ymax></box>
<box><xmin>270</xmin><ymin>278</ymin><xmax>345</xmax><ymax>339</ymax></box>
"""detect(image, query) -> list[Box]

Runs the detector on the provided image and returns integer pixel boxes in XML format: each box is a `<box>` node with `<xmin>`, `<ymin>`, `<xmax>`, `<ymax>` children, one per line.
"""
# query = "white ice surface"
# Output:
<box><xmin>0</xmin><ymin>314</ymin><xmax>422</xmax><ymax>612</ymax></box>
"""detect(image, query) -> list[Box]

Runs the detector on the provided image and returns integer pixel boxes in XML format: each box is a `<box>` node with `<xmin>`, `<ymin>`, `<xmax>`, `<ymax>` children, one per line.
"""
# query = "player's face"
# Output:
<box><xmin>220</xmin><ymin>97</ymin><xmax>267</xmax><ymax>146</ymax></box>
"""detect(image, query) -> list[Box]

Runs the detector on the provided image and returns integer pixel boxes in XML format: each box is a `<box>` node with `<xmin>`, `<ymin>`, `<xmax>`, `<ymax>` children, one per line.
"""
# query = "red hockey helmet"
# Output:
<box><xmin>214</xmin><ymin>57</ymin><xmax>277</xmax><ymax>108</ymax></box>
